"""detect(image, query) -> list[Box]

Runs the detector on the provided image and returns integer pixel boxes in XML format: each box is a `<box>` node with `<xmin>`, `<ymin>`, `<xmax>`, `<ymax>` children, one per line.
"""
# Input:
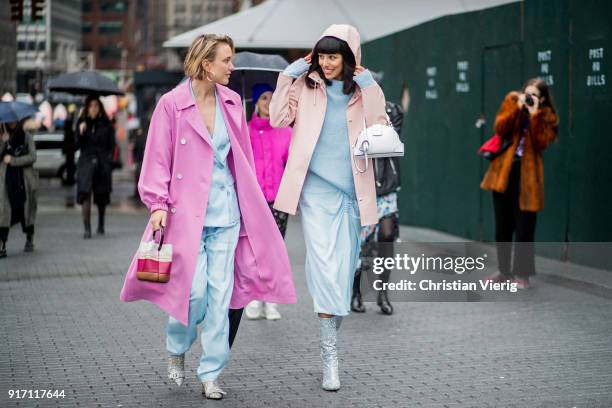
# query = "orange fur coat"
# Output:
<box><xmin>480</xmin><ymin>91</ymin><xmax>559</xmax><ymax>212</ymax></box>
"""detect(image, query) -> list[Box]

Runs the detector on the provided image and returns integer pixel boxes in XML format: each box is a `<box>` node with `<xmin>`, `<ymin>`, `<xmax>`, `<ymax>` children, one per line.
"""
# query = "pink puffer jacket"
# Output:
<box><xmin>248</xmin><ymin>112</ymin><xmax>291</xmax><ymax>202</ymax></box>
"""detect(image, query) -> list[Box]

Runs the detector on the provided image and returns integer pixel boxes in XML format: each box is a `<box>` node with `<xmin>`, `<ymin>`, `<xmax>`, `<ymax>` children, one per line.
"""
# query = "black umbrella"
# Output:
<box><xmin>228</xmin><ymin>52</ymin><xmax>289</xmax><ymax>108</ymax></box>
<box><xmin>47</xmin><ymin>71</ymin><xmax>124</xmax><ymax>96</ymax></box>
<box><xmin>0</xmin><ymin>101</ymin><xmax>38</xmax><ymax>124</ymax></box>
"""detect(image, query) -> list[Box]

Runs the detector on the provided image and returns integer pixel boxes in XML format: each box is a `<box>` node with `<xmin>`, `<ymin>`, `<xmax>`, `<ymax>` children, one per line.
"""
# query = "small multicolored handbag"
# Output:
<box><xmin>136</xmin><ymin>227</ymin><xmax>172</xmax><ymax>283</ymax></box>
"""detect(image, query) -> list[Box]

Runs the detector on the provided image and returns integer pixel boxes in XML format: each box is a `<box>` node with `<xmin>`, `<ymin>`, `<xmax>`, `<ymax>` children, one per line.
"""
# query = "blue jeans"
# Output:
<box><xmin>166</xmin><ymin>222</ymin><xmax>240</xmax><ymax>381</ymax></box>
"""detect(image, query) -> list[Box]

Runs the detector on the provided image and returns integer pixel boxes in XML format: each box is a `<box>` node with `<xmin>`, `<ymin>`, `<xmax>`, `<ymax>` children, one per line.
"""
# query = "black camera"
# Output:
<box><xmin>525</xmin><ymin>93</ymin><xmax>535</xmax><ymax>107</ymax></box>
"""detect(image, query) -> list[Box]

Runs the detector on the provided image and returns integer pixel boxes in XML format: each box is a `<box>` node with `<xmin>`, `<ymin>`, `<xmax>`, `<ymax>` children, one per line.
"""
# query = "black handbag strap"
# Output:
<box><xmin>153</xmin><ymin>227</ymin><xmax>165</xmax><ymax>251</ymax></box>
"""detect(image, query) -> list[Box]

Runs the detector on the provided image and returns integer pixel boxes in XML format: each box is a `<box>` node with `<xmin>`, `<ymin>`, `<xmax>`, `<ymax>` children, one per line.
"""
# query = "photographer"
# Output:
<box><xmin>481</xmin><ymin>79</ymin><xmax>559</xmax><ymax>289</ymax></box>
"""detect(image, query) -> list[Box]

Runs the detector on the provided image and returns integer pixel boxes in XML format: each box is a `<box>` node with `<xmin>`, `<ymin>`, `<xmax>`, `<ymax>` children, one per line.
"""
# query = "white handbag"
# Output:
<box><xmin>353</xmin><ymin>120</ymin><xmax>404</xmax><ymax>173</ymax></box>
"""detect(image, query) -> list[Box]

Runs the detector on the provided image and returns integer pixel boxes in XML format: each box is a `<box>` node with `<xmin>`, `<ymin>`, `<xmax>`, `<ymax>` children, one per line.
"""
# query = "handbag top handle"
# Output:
<box><xmin>153</xmin><ymin>227</ymin><xmax>165</xmax><ymax>251</ymax></box>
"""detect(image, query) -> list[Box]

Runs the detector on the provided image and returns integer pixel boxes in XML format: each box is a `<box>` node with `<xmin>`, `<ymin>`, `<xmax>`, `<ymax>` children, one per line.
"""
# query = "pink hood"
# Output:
<box><xmin>317</xmin><ymin>24</ymin><xmax>362</xmax><ymax>65</ymax></box>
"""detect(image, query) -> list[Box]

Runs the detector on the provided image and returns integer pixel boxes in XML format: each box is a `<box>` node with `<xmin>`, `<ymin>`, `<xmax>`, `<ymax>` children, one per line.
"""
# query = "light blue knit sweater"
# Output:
<box><xmin>282</xmin><ymin>58</ymin><xmax>376</xmax><ymax>198</ymax></box>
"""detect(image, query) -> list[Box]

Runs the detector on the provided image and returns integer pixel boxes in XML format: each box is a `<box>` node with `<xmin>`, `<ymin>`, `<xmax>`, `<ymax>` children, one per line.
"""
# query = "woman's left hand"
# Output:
<box><xmin>2</xmin><ymin>155</ymin><xmax>11</xmax><ymax>164</ymax></box>
<box><xmin>354</xmin><ymin>65</ymin><xmax>366</xmax><ymax>76</ymax></box>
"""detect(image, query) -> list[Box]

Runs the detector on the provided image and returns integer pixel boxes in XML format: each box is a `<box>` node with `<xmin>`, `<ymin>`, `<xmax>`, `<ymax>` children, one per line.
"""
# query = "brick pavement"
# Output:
<box><xmin>1</xmin><ymin>211</ymin><xmax>612</xmax><ymax>407</ymax></box>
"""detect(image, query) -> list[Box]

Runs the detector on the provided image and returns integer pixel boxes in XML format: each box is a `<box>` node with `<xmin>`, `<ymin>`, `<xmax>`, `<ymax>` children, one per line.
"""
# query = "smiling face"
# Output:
<box><xmin>202</xmin><ymin>43</ymin><xmax>234</xmax><ymax>85</ymax></box>
<box><xmin>256</xmin><ymin>91</ymin><xmax>273</xmax><ymax>118</ymax></box>
<box><xmin>318</xmin><ymin>53</ymin><xmax>344</xmax><ymax>80</ymax></box>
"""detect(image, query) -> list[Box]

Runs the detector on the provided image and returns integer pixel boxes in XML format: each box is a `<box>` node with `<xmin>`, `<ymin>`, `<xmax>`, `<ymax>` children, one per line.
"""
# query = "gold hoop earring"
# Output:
<box><xmin>205</xmin><ymin>71</ymin><xmax>215</xmax><ymax>82</ymax></box>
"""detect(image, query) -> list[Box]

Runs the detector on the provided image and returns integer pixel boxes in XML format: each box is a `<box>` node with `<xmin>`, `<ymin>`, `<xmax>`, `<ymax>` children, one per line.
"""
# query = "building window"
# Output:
<box><xmin>192</xmin><ymin>4</ymin><xmax>202</xmax><ymax>14</ymax></box>
<box><xmin>82</xmin><ymin>22</ymin><xmax>92</xmax><ymax>34</ymax></box>
<box><xmin>83</xmin><ymin>3</ymin><xmax>93</xmax><ymax>12</ymax></box>
<box><xmin>175</xmin><ymin>4</ymin><xmax>187</xmax><ymax>13</ymax></box>
<box><xmin>100</xmin><ymin>45</ymin><xmax>122</xmax><ymax>59</ymax></box>
<box><xmin>98</xmin><ymin>21</ymin><xmax>123</xmax><ymax>34</ymax></box>
<box><xmin>100</xmin><ymin>1</ymin><xmax>126</xmax><ymax>13</ymax></box>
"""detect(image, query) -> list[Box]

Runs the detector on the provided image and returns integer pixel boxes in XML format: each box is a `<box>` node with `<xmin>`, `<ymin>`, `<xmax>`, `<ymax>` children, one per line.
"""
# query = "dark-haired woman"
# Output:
<box><xmin>76</xmin><ymin>96</ymin><xmax>116</xmax><ymax>238</ymax></box>
<box><xmin>0</xmin><ymin>121</ymin><xmax>38</xmax><ymax>257</ymax></box>
<box><xmin>481</xmin><ymin>78</ymin><xmax>559</xmax><ymax>289</ymax></box>
<box><xmin>270</xmin><ymin>24</ymin><xmax>387</xmax><ymax>391</ymax></box>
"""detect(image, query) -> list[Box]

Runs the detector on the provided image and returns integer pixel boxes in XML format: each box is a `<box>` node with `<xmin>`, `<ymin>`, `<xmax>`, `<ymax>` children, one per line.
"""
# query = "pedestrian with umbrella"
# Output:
<box><xmin>226</xmin><ymin>53</ymin><xmax>291</xmax><ymax>326</ymax></box>
<box><xmin>76</xmin><ymin>95</ymin><xmax>116</xmax><ymax>238</ymax></box>
<box><xmin>244</xmin><ymin>83</ymin><xmax>292</xmax><ymax>321</ymax></box>
<box><xmin>0</xmin><ymin>102</ymin><xmax>39</xmax><ymax>258</ymax></box>
<box><xmin>47</xmin><ymin>71</ymin><xmax>124</xmax><ymax>239</ymax></box>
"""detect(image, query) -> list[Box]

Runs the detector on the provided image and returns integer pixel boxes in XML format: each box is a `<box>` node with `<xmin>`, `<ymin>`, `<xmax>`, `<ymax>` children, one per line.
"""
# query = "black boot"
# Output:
<box><xmin>97</xmin><ymin>204</ymin><xmax>106</xmax><ymax>235</ymax></box>
<box><xmin>82</xmin><ymin>199</ymin><xmax>92</xmax><ymax>239</ymax></box>
<box><xmin>375</xmin><ymin>231</ymin><xmax>395</xmax><ymax>315</ymax></box>
<box><xmin>350</xmin><ymin>272</ymin><xmax>366</xmax><ymax>313</ymax></box>
<box><xmin>377</xmin><ymin>290</ymin><xmax>393</xmax><ymax>315</ymax></box>
<box><xmin>0</xmin><ymin>240</ymin><xmax>6</xmax><ymax>258</ymax></box>
<box><xmin>24</xmin><ymin>234</ymin><xmax>34</xmax><ymax>252</ymax></box>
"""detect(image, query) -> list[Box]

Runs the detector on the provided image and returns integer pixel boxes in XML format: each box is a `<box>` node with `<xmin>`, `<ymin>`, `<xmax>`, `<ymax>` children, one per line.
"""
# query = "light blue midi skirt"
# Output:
<box><xmin>299</xmin><ymin>173</ymin><xmax>362</xmax><ymax>316</ymax></box>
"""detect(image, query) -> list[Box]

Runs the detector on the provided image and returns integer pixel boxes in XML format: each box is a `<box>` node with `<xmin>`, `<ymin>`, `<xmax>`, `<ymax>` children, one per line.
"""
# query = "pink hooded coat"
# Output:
<box><xmin>269</xmin><ymin>24</ymin><xmax>388</xmax><ymax>226</ymax></box>
<box><xmin>120</xmin><ymin>81</ymin><xmax>296</xmax><ymax>325</ymax></box>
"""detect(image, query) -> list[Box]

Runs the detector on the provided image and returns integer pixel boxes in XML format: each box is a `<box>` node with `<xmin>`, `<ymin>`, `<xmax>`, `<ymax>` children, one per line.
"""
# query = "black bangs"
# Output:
<box><xmin>313</xmin><ymin>37</ymin><xmax>355</xmax><ymax>64</ymax></box>
<box><xmin>306</xmin><ymin>36</ymin><xmax>358</xmax><ymax>94</ymax></box>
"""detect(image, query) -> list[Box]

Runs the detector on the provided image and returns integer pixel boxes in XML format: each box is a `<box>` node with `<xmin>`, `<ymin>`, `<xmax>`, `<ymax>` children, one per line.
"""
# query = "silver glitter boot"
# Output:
<box><xmin>319</xmin><ymin>317</ymin><xmax>340</xmax><ymax>391</ymax></box>
<box><xmin>202</xmin><ymin>380</ymin><xmax>227</xmax><ymax>400</ymax></box>
<box><xmin>167</xmin><ymin>354</ymin><xmax>185</xmax><ymax>386</ymax></box>
<box><xmin>334</xmin><ymin>316</ymin><xmax>343</xmax><ymax>330</ymax></box>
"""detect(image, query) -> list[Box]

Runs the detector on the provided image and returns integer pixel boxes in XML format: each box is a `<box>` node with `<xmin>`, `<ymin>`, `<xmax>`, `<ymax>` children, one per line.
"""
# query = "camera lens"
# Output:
<box><xmin>525</xmin><ymin>94</ymin><xmax>534</xmax><ymax>107</ymax></box>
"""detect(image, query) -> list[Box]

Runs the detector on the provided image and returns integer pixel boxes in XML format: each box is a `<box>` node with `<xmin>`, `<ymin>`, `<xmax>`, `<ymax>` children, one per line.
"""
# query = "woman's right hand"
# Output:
<box><xmin>304</xmin><ymin>52</ymin><xmax>312</xmax><ymax>65</ymax></box>
<box><xmin>150</xmin><ymin>209</ymin><xmax>167</xmax><ymax>231</ymax></box>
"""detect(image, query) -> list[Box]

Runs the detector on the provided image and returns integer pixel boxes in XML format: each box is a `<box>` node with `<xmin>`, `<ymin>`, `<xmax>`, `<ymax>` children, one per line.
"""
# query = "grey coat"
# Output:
<box><xmin>0</xmin><ymin>132</ymin><xmax>38</xmax><ymax>228</ymax></box>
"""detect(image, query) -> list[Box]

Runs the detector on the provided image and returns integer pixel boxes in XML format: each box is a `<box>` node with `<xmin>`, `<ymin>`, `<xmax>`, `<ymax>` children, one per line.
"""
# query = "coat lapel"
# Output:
<box><xmin>216</xmin><ymin>84</ymin><xmax>245</xmax><ymax>156</ymax></box>
<box><xmin>184</xmin><ymin>107</ymin><xmax>212</xmax><ymax>146</ymax></box>
<box><xmin>174</xmin><ymin>79</ymin><xmax>213</xmax><ymax>146</ymax></box>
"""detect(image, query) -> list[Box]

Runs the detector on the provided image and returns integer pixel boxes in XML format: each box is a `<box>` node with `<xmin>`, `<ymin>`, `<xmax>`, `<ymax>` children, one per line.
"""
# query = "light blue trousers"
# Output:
<box><xmin>299</xmin><ymin>175</ymin><xmax>361</xmax><ymax>317</ymax></box>
<box><xmin>166</xmin><ymin>222</ymin><xmax>240</xmax><ymax>381</ymax></box>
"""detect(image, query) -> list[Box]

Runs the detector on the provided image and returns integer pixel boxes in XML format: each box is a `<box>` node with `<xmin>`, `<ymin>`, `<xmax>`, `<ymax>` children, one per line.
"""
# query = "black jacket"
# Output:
<box><xmin>374</xmin><ymin>101</ymin><xmax>404</xmax><ymax>196</ymax></box>
<box><xmin>76</xmin><ymin>117</ymin><xmax>115</xmax><ymax>198</ymax></box>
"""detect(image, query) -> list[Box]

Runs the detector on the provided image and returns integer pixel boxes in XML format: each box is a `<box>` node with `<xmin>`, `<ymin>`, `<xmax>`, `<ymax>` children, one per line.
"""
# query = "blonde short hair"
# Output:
<box><xmin>183</xmin><ymin>34</ymin><xmax>235</xmax><ymax>80</ymax></box>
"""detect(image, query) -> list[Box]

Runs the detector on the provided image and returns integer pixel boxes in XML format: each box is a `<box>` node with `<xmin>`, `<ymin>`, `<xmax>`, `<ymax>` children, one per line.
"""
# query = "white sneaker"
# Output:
<box><xmin>245</xmin><ymin>300</ymin><xmax>263</xmax><ymax>319</ymax></box>
<box><xmin>264</xmin><ymin>303</ymin><xmax>281</xmax><ymax>320</ymax></box>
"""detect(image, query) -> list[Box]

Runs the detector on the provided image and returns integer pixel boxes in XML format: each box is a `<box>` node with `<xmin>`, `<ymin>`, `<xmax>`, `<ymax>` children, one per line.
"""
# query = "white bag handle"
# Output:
<box><xmin>352</xmin><ymin>117</ymin><xmax>370</xmax><ymax>174</ymax></box>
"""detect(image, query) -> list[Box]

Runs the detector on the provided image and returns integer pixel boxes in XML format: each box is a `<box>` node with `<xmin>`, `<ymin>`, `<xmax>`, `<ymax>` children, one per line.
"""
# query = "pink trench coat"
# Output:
<box><xmin>120</xmin><ymin>81</ymin><xmax>296</xmax><ymax>326</ymax></box>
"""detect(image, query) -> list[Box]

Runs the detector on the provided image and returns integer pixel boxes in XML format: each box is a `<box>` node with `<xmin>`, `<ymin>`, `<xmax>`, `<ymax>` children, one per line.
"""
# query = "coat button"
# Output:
<box><xmin>259</xmin><ymin>130</ymin><xmax>263</xmax><ymax>134</ymax></box>
<box><xmin>177</xmin><ymin>173</ymin><xmax>183</xmax><ymax>180</ymax></box>
<box><xmin>180</xmin><ymin>138</ymin><xmax>187</xmax><ymax>145</ymax></box>
<box><xmin>170</xmin><ymin>207</ymin><xmax>177</xmax><ymax>214</ymax></box>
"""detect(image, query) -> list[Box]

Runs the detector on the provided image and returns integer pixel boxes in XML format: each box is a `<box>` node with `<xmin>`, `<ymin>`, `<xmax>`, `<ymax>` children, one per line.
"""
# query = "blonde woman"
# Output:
<box><xmin>120</xmin><ymin>34</ymin><xmax>296</xmax><ymax>400</ymax></box>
